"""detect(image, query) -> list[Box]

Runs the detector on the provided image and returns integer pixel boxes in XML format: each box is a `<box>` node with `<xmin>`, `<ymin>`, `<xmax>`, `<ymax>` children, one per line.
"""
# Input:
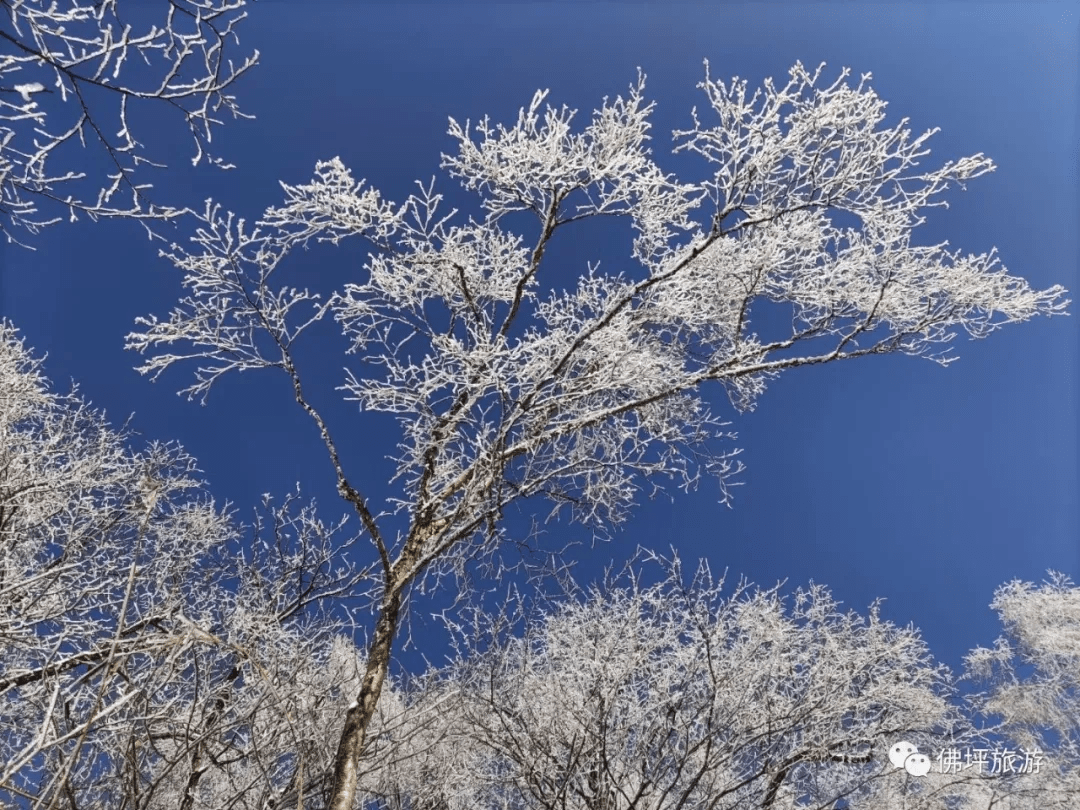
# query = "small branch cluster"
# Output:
<box><xmin>0</xmin><ymin>0</ymin><xmax>258</xmax><ymax>246</ymax></box>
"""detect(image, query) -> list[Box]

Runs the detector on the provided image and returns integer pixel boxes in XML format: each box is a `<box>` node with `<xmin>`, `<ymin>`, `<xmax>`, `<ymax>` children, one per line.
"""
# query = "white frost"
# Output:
<box><xmin>13</xmin><ymin>82</ymin><xmax>45</xmax><ymax>102</ymax></box>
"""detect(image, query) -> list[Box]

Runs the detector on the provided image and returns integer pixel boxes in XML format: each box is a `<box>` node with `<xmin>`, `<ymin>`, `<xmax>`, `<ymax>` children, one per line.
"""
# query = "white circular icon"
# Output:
<box><xmin>904</xmin><ymin>753</ymin><xmax>931</xmax><ymax>777</ymax></box>
<box><xmin>889</xmin><ymin>741</ymin><xmax>918</xmax><ymax>769</ymax></box>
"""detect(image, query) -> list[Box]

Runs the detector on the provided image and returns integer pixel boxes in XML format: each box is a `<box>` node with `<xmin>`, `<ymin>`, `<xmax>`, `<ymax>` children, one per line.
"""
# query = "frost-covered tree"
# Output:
<box><xmin>0</xmin><ymin>322</ymin><xmax>377</xmax><ymax>809</ymax></box>
<box><xmin>367</xmin><ymin>554</ymin><xmax>1078</xmax><ymax>810</ymax></box>
<box><xmin>124</xmin><ymin>61</ymin><xmax>1069</xmax><ymax>809</ymax></box>
<box><xmin>963</xmin><ymin>572</ymin><xmax>1080</xmax><ymax>757</ymax></box>
<box><xmin>0</xmin><ymin>0</ymin><xmax>258</xmax><ymax>246</ymax></box>
<box><xmin>371</xmin><ymin>551</ymin><xmax>968</xmax><ymax>810</ymax></box>
<box><xmin>950</xmin><ymin>571</ymin><xmax>1080</xmax><ymax>809</ymax></box>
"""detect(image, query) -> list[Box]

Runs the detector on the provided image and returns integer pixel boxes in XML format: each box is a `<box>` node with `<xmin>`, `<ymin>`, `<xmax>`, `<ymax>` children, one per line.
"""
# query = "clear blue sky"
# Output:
<box><xmin>2</xmin><ymin>2</ymin><xmax>1077</xmax><ymax>695</ymax></box>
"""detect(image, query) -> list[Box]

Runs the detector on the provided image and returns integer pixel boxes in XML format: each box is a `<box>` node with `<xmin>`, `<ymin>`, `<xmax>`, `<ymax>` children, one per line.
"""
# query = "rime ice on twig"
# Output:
<box><xmin>0</xmin><ymin>0</ymin><xmax>259</xmax><ymax>247</ymax></box>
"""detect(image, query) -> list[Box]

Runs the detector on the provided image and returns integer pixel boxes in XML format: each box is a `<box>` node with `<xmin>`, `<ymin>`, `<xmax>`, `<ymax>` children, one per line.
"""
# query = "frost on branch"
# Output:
<box><xmin>259</xmin><ymin>157</ymin><xmax>407</xmax><ymax>249</ymax></box>
<box><xmin>0</xmin><ymin>0</ymin><xmax>258</xmax><ymax>246</ymax></box>
<box><xmin>442</xmin><ymin>70</ymin><xmax>704</xmax><ymax>268</ymax></box>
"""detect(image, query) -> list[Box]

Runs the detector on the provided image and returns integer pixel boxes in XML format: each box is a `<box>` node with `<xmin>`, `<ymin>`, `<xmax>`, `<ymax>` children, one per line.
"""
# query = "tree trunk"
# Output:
<box><xmin>325</xmin><ymin>588</ymin><xmax>402</xmax><ymax>810</ymax></box>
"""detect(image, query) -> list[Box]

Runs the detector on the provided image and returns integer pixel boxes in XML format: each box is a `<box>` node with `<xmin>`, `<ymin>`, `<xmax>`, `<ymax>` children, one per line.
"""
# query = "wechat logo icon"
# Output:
<box><xmin>888</xmin><ymin>740</ymin><xmax>932</xmax><ymax>777</ymax></box>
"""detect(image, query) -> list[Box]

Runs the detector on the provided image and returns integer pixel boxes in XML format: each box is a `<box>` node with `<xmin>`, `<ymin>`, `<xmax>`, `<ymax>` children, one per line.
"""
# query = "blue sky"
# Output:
<box><xmin>2</xmin><ymin>1</ymin><xmax>1077</xmax><ymax>701</ymax></box>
